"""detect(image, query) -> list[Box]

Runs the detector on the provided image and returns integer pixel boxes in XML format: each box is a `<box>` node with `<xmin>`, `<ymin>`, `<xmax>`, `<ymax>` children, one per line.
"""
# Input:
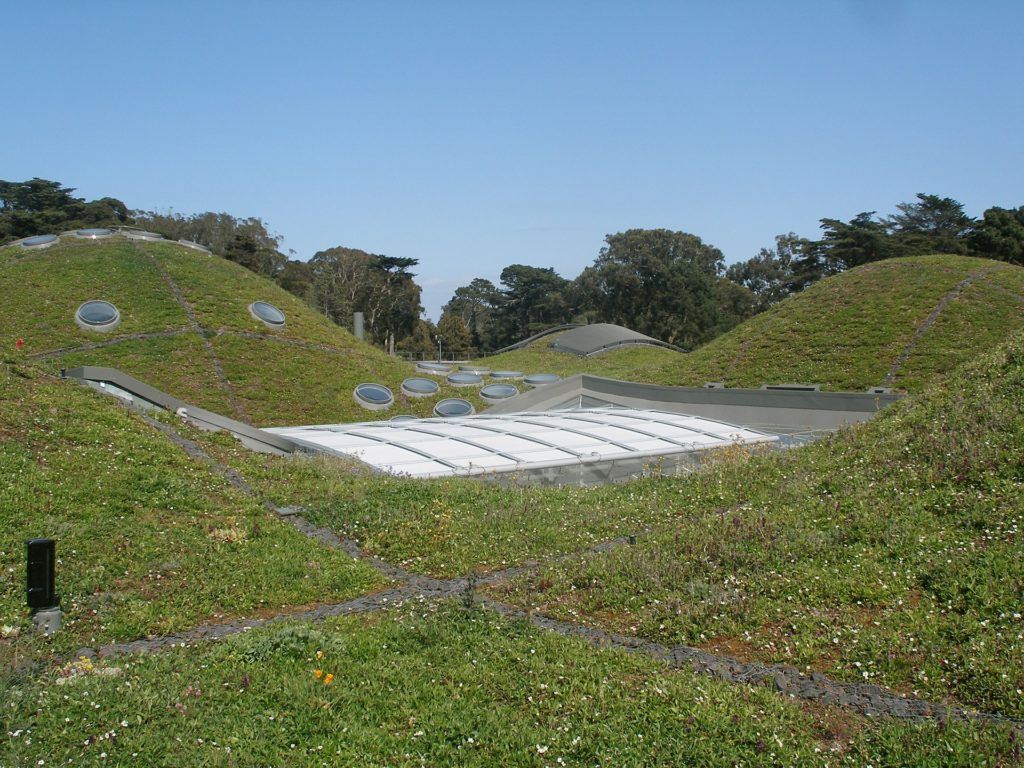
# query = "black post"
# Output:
<box><xmin>26</xmin><ymin>538</ymin><xmax>56</xmax><ymax>610</ymax></box>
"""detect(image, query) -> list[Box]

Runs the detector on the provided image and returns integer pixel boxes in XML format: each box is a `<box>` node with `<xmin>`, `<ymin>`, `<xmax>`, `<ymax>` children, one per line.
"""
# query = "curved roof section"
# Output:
<box><xmin>550</xmin><ymin>323</ymin><xmax>683</xmax><ymax>357</ymax></box>
<box><xmin>265</xmin><ymin>407</ymin><xmax>774</xmax><ymax>479</ymax></box>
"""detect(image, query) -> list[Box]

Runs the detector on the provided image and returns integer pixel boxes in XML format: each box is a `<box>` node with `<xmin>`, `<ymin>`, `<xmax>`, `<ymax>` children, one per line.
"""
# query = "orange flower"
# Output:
<box><xmin>314</xmin><ymin>669</ymin><xmax>323</xmax><ymax>679</ymax></box>
<box><xmin>324</xmin><ymin>674</ymin><xmax>334</xmax><ymax>686</ymax></box>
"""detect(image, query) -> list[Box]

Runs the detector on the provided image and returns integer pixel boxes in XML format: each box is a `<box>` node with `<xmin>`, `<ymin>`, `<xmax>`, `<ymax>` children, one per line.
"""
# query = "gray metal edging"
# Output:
<box><xmin>62</xmin><ymin>366</ymin><xmax>299</xmax><ymax>455</ymax></box>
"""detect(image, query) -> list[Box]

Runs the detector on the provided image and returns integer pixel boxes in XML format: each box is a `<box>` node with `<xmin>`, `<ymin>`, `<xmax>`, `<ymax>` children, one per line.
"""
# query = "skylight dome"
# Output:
<box><xmin>353</xmin><ymin>383</ymin><xmax>394</xmax><ymax>411</ymax></box>
<box><xmin>75</xmin><ymin>300</ymin><xmax>121</xmax><ymax>332</ymax></box>
<box><xmin>491</xmin><ymin>370</ymin><xmax>523</xmax><ymax>380</ymax></box>
<box><xmin>20</xmin><ymin>234</ymin><xmax>59</xmax><ymax>249</ymax></box>
<box><xmin>480</xmin><ymin>383</ymin><xmax>519</xmax><ymax>403</ymax></box>
<box><xmin>524</xmin><ymin>373</ymin><xmax>561</xmax><ymax>387</ymax></box>
<box><xmin>73</xmin><ymin>228</ymin><xmax>113</xmax><ymax>239</ymax></box>
<box><xmin>416</xmin><ymin>361</ymin><xmax>451</xmax><ymax>375</ymax></box>
<box><xmin>249</xmin><ymin>301</ymin><xmax>286</xmax><ymax>328</ymax></box>
<box><xmin>124</xmin><ymin>229</ymin><xmax>163</xmax><ymax>241</ymax></box>
<box><xmin>458</xmin><ymin>365</ymin><xmax>490</xmax><ymax>375</ymax></box>
<box><xmin>446</xmin><ymin>372</ymin><xmax>482</xmax><ymax>387</ymax></box>
<box><xmin>401</xmin><ymin>377</ymin><xmax>440</xmax><ymax>398</ymax></box>
<box><xmin>433</xmin><ymin>398</ymin><xmax>475</xmax><ymax>417</ymax></box>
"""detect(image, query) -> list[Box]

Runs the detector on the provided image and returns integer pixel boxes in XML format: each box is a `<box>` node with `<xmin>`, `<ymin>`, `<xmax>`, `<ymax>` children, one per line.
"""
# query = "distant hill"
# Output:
<box><xmin>0</xmin><ymin>234</ymin><xmax>476</xmax><ymax>425</ymax></box>
<box><xmin>478</xmin><ymin>254</ymin><xmax>1024</xmax><ymax>392</ymax></box>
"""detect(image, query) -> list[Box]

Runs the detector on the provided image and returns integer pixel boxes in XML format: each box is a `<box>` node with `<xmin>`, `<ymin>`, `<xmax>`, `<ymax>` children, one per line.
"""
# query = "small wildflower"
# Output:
<box><xmin>314</xmin><ymin>669</ymin><xmax>323</xmax><ymax>679</ymax></box>
<box><xmin>316</xmin><ymin>650</ymin><xmax>324</xmax><ymax>660</ymax></box>
<box><xmin>324</xmin><ymin>674</ymin><xmax>334</xmax><ymax>686</ymax></box>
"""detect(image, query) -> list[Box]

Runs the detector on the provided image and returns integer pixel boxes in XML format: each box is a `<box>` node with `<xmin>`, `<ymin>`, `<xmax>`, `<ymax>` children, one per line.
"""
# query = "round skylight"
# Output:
<box><xmin>73</xmin><ymin>228</ymin><xmax>113</xmax><ymax>239</ymax></box>
<box><xmin>416</xmin><ymin>361</ymin><xmax>451</xmax><ymax>374</ymax></box>
<box><xmin>458</xmin><ymin>365</ymin><xmax>490</xmax><ymax>375</ymax></box>
<box><xmin>446</xmin><ymin>372</ymin><xmax>483</xmax><ymax>387</ymax></box>
<box><xmin>178</xmin><ymin>240</ymin><xmax>212</xmax><ymax>253</ymax></box>
<box><xmin>433</xmin><ymin>398</ymin><xmax>475</xmax><ymax>417</ymax></box>
<box><xmin>249</xmin><ymin>301</ymin><xmax>286</xmax><ymax>328</ymax></box>
<box><xmin>390</xmin><ymin>415</ymin><xmax>418</xmax><ymax>423</ymax></box>
<box><xmin>124</xmin><ymin>229</ymin><xmax>163</xmax><ymax>241</ymax></box>
<box><xmin>480</xmin><ymin>383</ymin><xmax>519</xmax><ymax>403</ymax></box>
<box><xmin>401</xmin><ymin>377</ymin><xmax>440</xmax><ymax>398</ymax></box>
<box><xmin>524</xmin><ymin>373</ymin><xmax>561</xmax><ymax>387</ymax></box>
<box><xmin>353</xmin><ymin>383</ymin><xmax>394</xmax><ymax>410</ymax></box>
<box><xmin>75</xmin><ymin>300</ymin><xmax>121</xmax><ymax>332</ymax></box>
<box><xmin>20</xmin><ymin>234</ymin><xmax>59</xmax><ymax>249</ymax></box>
<box><xmin>491</xmin><ymin>370</ymin><xmax>523</xmax><ymax>380</ymax></box>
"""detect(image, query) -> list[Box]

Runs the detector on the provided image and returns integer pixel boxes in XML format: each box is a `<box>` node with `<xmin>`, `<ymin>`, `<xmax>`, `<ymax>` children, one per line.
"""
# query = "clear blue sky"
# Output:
<box><xmin>5</xmin><ymin>1</ymin><xmax>1023</xmax><ymax>319</ymax></box>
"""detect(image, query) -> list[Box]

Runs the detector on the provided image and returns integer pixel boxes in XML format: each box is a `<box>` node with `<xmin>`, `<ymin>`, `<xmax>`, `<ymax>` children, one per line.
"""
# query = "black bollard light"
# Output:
<box><xmin>26</xmin><ymin>538</ymin><xmax>57</xmax><ymax>610</ymax></box>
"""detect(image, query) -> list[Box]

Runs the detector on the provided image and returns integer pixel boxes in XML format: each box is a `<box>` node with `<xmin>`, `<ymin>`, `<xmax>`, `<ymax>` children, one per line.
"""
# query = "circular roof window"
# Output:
<box><xmin>524</xmin><ymin>373</ymin><xmax>561</xmax><ymax>387</ymax></box>
<box><xmin>491</xmin><ymin>370</ymin><xmax>523</xmax><ymax>379</ymax></box>
<box><xmin>124</xmin><ymin>229</ymin><xmax>163</xmax><ymax>241</ymax></box>
<box><xmin>458</xmin><ymin>365</ymin><xmax>490</xmax><ymax>375</ymax></box>
<box><xmin>433</xmin><ymin>398</ymin><xmax>475</xmax><ymax>418</ymax></box>
<box><xmin>353</xmin><ymin>383</ymin><xmax>394</xmax><ymax>411</ymax></box>
<box><xmin>178</xmin><ymin>240</ymin><xmax>212</xmax><ymax>253</ymax></box>
<box><xmin>401</xmin><ymin>377</ymin><xmax>440</xmax><ymax>398</ymax></box>
<box><xmin>21</xmin><ymin>234</ymin><xmax>59</xmax><ymax>249</ymax></box>
<box><xmin>480</xmin><ymin>383</ymin><xmax>519</xmax><ymax>403</ymax></box>
<box><xmin>446</xmin><ymin>372</ymin><xmax>483</xmax><ymax>387</ymax></box>
<box><xmin>75</xmin><ymin>300</ymin><xmax>121</xmax><ymax>332</ymax></box>
<box><xmin>390</xmin><ymin>415</ymin><xmax>418</xmax><ymax>423</ymax></box>
<box><xmin>73</xmin><ymin>228</ymin><xmax>114</xmax><ymax>239</ymax></box>
<box><xmin>416</xmin><ymin>361</ymin><xmax>451</xmax><ymax>374</ymax></box>
<box><xmin>249</xmin><ymin>301</ymin><xmax>286</xmax><ymax>328</ymax></box>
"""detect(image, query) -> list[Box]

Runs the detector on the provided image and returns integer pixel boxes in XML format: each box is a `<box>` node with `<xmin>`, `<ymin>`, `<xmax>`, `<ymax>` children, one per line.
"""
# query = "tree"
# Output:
<box><xmin>443</xmin><ymin>278</ymin><xmax>502</xmax><ymax>352</ymax></box>
<box><xmin>490</xmin><ymin>265</ymin><xmax>573</xmax><ymax>347</ymax></box>
<box><xmin>585</xmin><ymin>229</ymin><xmax>725</xmax><ymax>348</ymax></box>
<box><xmin>397</xmin><ymin>319</ymin><xmax>438</xmax><ymax>360</ymax></box>
<box><xmin>969</xmin><ymin>205</ymin><xmax>1024</xmax><ymax>265</ymax></box>
<box><xmin>436</xmin><ymin>311</ymin><xmax>475</xmax><ymax>359</ymax></box>
<box><xmin>886</xmin><ymin>193</ymin><xmax>973</xmax><ymax>255</ymax></box>
<box><xmin>130</xmin><ymin>210</ymin><xmax>287</xmax><ymax>277</ymax></box>
<box><xmin>1</xmin><ymin>178</ymin><xmax>129</xmax><ymax>240</ymax></box>
<box><xmin>726</xmin><ymin>233</ymin><xmax>806</xmax><ymax>309</ymax></box>
<box><xmin>307</xmin><ymin>246</ymin><xmax>423</xmax><ymax>348</ymax></box>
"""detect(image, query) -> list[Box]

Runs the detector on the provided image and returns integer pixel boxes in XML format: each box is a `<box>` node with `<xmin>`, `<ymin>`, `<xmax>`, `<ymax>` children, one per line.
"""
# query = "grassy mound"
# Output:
<box><xmin>0</xmin><ymin>359</ymin><xmax>383</xmax><ymax>657</ymax></box>
<box><xmin>213</xmin><ymin>328</ymin><xmax>1024</xmax><ymax>717</ymax></box>
<box><xmin>0</xmin><ymin>236</ymin><xmax>483</xmax><ymax>425</ymax></box>
<box><xmin>478</xmin><ymin>255</ymin><xmax>1024</xmax><ymax>392</ymax></box>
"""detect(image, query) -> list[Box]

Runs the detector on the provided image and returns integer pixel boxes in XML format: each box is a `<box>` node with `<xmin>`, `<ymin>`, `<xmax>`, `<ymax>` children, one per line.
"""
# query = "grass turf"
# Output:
<box><xmin>0</xmin><ymin>360</ymin><xmax>385</xmax><ymax>658</ymax></box>
<box><xmin>195</xmin><ymin>329</ymin><xmax>1024</xmax><ymax>719</ymax></box>
<box><xmin>3</xmin><ymin>605</ymin><xmax>1019</xmax><ymax>767</ymax></box>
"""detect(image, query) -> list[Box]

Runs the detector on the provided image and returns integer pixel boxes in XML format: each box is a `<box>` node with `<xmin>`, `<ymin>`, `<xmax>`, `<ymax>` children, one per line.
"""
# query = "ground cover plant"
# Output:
<box><xmin>0</xmin><ymin>359</ymin><xmax>384</xmax><ymax>660</ymax></box>
<box><xmin>3</xmin><ymin>605</ymin><xmax>1020</xmax><ymax>767</ymax></box>
<box><xmin>478</xmin><ymin>255</ymin><xmax>1024</xmax><ymax>393</ymax></box>
<box><xmin>185</xmin><ymin>330</ymin><xmax>1024</xmax><ymax>721</ymax></box>
<box><xmin>0</xmin><ymin>236</ymin><xmax>492</xmax><ymax>425</ymax></box>
<box><xmin>488</xmin><ymin>331</ymin><xmax>1024</xmax><ymax>718</ymax></box>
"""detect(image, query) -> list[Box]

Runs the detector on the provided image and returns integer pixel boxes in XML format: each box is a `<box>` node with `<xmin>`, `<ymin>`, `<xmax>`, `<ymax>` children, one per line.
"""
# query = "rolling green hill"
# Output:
<box><xmin>478</xmin><ymin>254</ymin><xmax>1024</xmax><ymax>392</ymax></box>
<box><xmin>0</xmin><ymin>235</ymin><xmax>484</xmax><ymax>425</ymax></box>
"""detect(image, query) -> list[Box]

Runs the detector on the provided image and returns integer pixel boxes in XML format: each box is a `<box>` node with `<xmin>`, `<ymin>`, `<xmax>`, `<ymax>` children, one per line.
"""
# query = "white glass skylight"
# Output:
<box><xmin>401</xmin><ymin>377</ymin><xmax>440</xmax><ymax>398</ymax></box>
<box><xmin>433</xmin><ymin>398</ymin><xmax>475</xmax><ymax>417</ymax></box>
<box><xmin>75</xmin><ymin>300</ymin><xmax>121</xmax><ymax>332</ymax></box>
<box><xmin>73</xmin><ymin>228</ymin><xmax>113</xmax><ymax>239</ymax></box>
<box><xmin>266</xmin><ymin>408</ymin><xmax>776</xmax><ymax>480</ymax></box>
<box><xmin>249</xmin><ymin>301</ymin><xmax>286</xmax><ymax>328</ymax></box>
<box><xmin>480</xmin><ymin>383</ymin><xmax>519</xmax><ymax>403</ymax></box>
<box><xmin>353</xmin><ymin>383</ymin><xmax>394</xmax><ymax>410</ymax></box>
<box><xmin>20</xmin><ymin>234</ymin><xmax>59</xmax><ymax>249</ymax></box>
<box><xmin>447</xmin><ymin>372</ymin><xmax>482</xmax><ymax>387</ymax></box>
<box><xmin>524</xmin><ymin>373</ymin><xmax>560</xmax><ymax>387</ymax></box>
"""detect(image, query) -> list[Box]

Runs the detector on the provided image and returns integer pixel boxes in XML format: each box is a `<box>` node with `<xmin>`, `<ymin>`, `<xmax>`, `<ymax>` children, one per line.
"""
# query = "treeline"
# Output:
<box><xmin>438</xmin><ymin>194</ymin><xmax>1024</xmax><ymax>356</ymax></box>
